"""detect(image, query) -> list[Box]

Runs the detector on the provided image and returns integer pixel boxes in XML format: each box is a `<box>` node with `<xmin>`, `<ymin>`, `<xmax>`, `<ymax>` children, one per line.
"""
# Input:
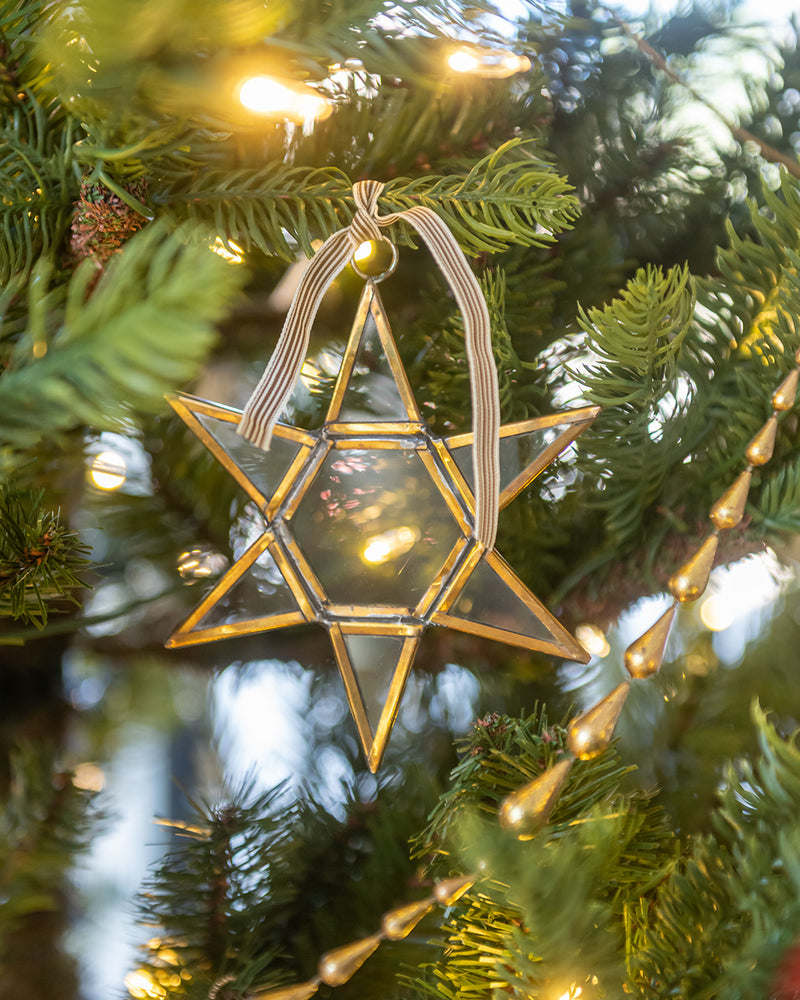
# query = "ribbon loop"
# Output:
<box><xmin>237</xmin><ymin>184</ymin><xmax>500</xmax><ymax>549</ymax></box>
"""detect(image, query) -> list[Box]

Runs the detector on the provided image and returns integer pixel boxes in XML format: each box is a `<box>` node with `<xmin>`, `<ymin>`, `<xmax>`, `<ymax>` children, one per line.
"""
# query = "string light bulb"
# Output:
<box><xmin>238</xmin><ymin>75</ymin><xmax>332</xmax><ymax>121</ymax></box>
<box><xmin>447</xmin><ymin>46</ymin><xmax>531</xmax><ymax>78</ymax></box>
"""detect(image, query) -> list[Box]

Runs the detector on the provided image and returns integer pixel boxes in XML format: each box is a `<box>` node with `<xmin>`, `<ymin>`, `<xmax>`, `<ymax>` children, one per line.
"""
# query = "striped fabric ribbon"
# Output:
<box><xmin>237</xmin><ymin>180</ymin><xmax>500</xmax><ymax>549</ymax></box>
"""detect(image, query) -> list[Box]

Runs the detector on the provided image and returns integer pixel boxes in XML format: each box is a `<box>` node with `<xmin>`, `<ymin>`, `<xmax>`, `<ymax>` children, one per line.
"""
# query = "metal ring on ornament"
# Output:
<box><xmin>350</xmin><ymin>237</ymin><xmax>399</xmax><ymax>283</ymax></box>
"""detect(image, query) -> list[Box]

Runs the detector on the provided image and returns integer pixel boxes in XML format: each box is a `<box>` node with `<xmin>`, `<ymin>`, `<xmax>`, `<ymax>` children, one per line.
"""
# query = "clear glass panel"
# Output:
<box><xmin>450</xmin><ymin>555</ymin><xmax>554</xmax><ymax>643</ymax></box>
<box><xmin>291</xmin><ymin>446</ymin><xmax>462</xmax><ymax>608</ymax></box>
<box><xmin>447</xmin><ymin>425</ymin><xmax>564</xmax><ymax>494</ymax></box>
<box><xmin>339</xmin><ymin>311</ymin><xmax>414</xmax><ymax>421</ymax></box>
<box><xmin>196</xmin><ymin>411</ymin><xmax>302</xmax><ymax>499</ymax></box>
<box><xmin>190</xmin><ymin>543</ymin><xmax>299</xmax><ymax>631</ymax></box>
<box><xmin>342</xmin><ymin>633</ymin><xmax>405</xmax><ymax>734</ymax></box>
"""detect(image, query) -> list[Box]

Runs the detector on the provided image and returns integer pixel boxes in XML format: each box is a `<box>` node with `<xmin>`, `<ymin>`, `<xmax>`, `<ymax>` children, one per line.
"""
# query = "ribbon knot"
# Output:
<box><xmin>237</xmin><ymin>183</ymin><xmax>500</xmax><ymax>549</ymax></box>
<box><xmin>349</xmin><ymin>180</ymin><xmax>385</xmax><ymax>246</ymax></box>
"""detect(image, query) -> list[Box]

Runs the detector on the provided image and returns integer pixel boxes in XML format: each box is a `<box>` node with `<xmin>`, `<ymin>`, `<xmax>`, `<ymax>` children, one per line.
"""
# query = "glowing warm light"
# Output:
<box><xmin>362</xmin><ymin>525</ymin><xmax>419</xmax><ymax>564</ymax></box>
<box><xmin>448</xmin><ymin>49</ymin><xmax>481</xmax><ymax>73</ymax></box>
<box><xmin>124</xmin><ymin>969</ymin><xmax>166</xmax><ymax>1000</ymax></box>
<box><xmin>448</xmin><ymin>46</ymin><xmax>531</xmax><ymax>78</ymax></box>
<box><xmin>238</xmin><ymin>75</ymin><xmax>331</xmax><ymax>121</ymax></box>
<box><xmin>700</xmin><ymin>593</ymin><xmax>735</xmax><ymax>631</ymax></box>
<box><xmin>353</xmin><ymin>240</ymin><xmax>374</xmax><ymax>263</ymax></box>
<box><xmin>89</xmin><ymin>450</ymin><xmax>127</xmax><ymax>490</ymax></box>
<box><xmin>210</xmin><ymin>236</ymin><xmax>245</xmax><ymax>264</ymax></box>
<box><xmin>575</xmin><ymin>623</ymin><xmax>611</xmax><ymax>658</ymax></box>
<box><xmin>72</xmin><ymin>762</ymin><xmax>106</xmax><ymax>792</ymax></box>
<box><xmin>555</xmin><ymin>987</ymin><xmax>583</xmax><ymax>1000</ymax></box>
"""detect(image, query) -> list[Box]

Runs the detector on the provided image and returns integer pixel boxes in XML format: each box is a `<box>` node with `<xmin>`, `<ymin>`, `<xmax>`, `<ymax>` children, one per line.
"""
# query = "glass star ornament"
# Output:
<box><xmin>166</xmin><ymin>282</ymin><xmax>598</xmax><ymax>771</ymax></box>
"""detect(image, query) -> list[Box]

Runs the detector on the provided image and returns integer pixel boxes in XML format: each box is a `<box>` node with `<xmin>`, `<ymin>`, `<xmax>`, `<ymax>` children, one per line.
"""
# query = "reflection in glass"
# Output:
<box><xmin>291</xmin><ymin>447</ymin><xmax>461</xmax><ymax>608</ymax></box>
<box><xmin>451</xmin><ymin>555</ymin><xmax>553</xmax><ymax>642</ymax></box>
<box><xmin>339</xmin><ymin>312</ymin><xmax>413</xmax><ymax>421</ymax></box>
<box><xmin>196</xmin><ymin>412</ymin><xmax>301</xmax><ymax>500</ymax></box>
<box><xmin>447</xmin><ymin>425</ymin><xmax>562</xmax><ymax>495</ymax></box>
<box><xmin>342</xmin><ymin>633</ymin><xmax>403</xmax><ymax>733</ymax></box>
<box><xmin>190</xmin><ymin>545</ymin><xmax>299</xmax><ymax>632</ymax></box>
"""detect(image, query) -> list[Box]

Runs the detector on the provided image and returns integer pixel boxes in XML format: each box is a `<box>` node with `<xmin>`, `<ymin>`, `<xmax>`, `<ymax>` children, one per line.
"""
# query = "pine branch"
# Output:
<box><xmin>604</xmin><ymin>6</ymin><xmax>800</xmax><ymax>181</ymax></box>
<box><xmin>0</xmin><ymin>745</ymin><xmax>101</xmax><ymax>971</ymax></box>
<box><xmin>755</xmin><ymin>460</ymin><xmax>800</xmax><ymax>536</ymax></box>
<box><xmin>35</xmin><ymin>0</ymin><xmax>518</xmax><ymax>164</ymax></box>
<box><xmin>572</xmin><ymin>263</ymin><xmax>696</xmax><ymax>547</ymax></box>
<box><xmin>285</xmin><ymin>65</ymin><xmax>551</xmax><ymax>180</ymax></box>
<box><xmin>0</xmin><ymin>486</ymin><xmax>90</xmax><ymax>628</ymax></box>
<box><xmin>161</xmin><ymin>140</ymin><xmax>578</xmax><ymax>260</ymax></box>
<box><xmin>408</xmin><ymin>710</ymin><xmax>674</xmax><ymax>1000</ymax></box>
<box><xmin>632</xmin><ymin>704</ymin><xmax>800</xmax><ymax>999</ymax></box>
<box><xmin>0</xmin><ymin>221</ymin><xmax>246</xmax><ymax>471</ymax></box>
<box><xmin>133</xmin><ymin>775</ymin><xmax>436</xmax><ymax>999</ymax></box>
<box><xmin>0</xmin><ymin>93</ymin><xmax>76</xmax><ymax>283</ymax></box>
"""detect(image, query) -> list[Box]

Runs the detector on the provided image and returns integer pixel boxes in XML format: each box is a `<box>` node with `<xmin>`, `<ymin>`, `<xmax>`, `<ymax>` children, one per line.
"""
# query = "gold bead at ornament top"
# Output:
<box><xmin>710</xmin><ymin>470</ymin><xmax>752</xmax><ymax>531</ymax></box>
<box><xmin>381</xmin><ymin>898</ymin><xmax>435</xmax><ymax>940</ymax></box>
<box><xmin>318</xmin><ymin>934</ymin><xmax>382</xmax><ymax>987</ymax></box>
<box><xmin>772</xmin><ymin>368</ymin><xmax>799</xmax><ymax>411</ymax></box>
<box><xmin>668</xmin><ymin>533</ymin><xmax>718</xmax><ymax>603</ymax></box>
<box><xmin>251</xmin><ymin>980</ymin><xmax>319</xmax><ymax>1000</ymax></box>
<box><xmin>624</xmin><ymin>604</ymin><xmax>676</xmax><ymax>679</ymax></box>
<box><xmin>567</xmin><ymin>682</ymin><xmax>630</xmax><ymax>760</ymax></box>
<box><xmin>745</xmin><ymin>415</ymin><xmax>778</xmax><ymax>466</ymax></box>
<box><xmin>499</xmin><ymin>758</ymin><xmax>574</xmax><ymax>839</ymax></box>
<box><xmin>433</xmin><ymin>875</ymin><xmax>474</xmax><ymax>905</ymax></box>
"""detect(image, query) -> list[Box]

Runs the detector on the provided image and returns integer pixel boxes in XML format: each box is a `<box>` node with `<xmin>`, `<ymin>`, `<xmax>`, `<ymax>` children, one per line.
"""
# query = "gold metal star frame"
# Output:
<box><xmin>166</xmin><ymin>283</ymin><xmax>598</xmax><ymax>771</ymax></box>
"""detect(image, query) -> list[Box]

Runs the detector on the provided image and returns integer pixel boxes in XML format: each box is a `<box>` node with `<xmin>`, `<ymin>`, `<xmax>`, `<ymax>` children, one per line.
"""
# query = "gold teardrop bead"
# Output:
<box><xmin>433</xmin><ymin>875</ymin><xmax>474</xmax><ymax>905</ymax></box>
<box><xmin>499</xmin><ymin>758</ymin><xmax>574</xmax><ymax>839</ymax></box>
<box><xmin>251</xmin><ymin>981</ymin><xmax>319</xmax><ymax>1000</ymax></box>
<box><xmin>668</xmin><ymin>534</ymin><xmax>718</xmax><ymax>603</ymax></box>
<box><xmin>318</xmin><ymin>934</ymin><xmax>382</xmax><ymax>987</ymax></box>
<box><xmin>795</xmin><ymin>347</ymin><xmax>800</xmax><ymax>365</ymax></box>
<box><xmin>710</xmin><ymin>470</ymin><xmax>752</xmax><ymax>530</ymax></box>
<box><xmin>624</xmin><ymin>605</ymin><xmax>676</xmax><ymax>679</ymax></box>
<box><xmin>567</xmin><ymin>682</ymin><xmax>630</xmax><ymax>760</ymax></box>
<box><xmin>772</xmin><ymin>368</ymin><xmax>799</xmax><ymax>411</ymax></box>
<box><xmin>381</xmin><ymin>899</ymin><xmax>435</xmax><ymax>940</ymax></box>
<box><xmin>745</xmin><ymin>415</ymin><xmax>778</xmax><ymax>466</ymax></box>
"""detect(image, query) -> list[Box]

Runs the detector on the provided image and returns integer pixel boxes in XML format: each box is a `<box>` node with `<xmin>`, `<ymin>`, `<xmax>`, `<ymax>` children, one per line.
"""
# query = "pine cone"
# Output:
<box><xmin>69</xmin><ymin>177</ymin><xmax>148</xmax><ymax>265</ymax></box>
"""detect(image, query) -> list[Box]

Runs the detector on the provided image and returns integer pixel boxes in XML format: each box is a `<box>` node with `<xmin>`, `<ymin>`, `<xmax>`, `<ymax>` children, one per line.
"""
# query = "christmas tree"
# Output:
<box><xmin>3</xmin><ymin>0</ymin><xmax>800</xmax><ymax>997</ymax></box>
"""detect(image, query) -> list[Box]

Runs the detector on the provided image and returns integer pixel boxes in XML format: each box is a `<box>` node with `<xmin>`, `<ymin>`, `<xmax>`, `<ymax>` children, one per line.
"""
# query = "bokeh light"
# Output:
<box><xmin>89</xmin><ymin>450</ymin><xmax>127</xmax><ymax>491</ymax></box>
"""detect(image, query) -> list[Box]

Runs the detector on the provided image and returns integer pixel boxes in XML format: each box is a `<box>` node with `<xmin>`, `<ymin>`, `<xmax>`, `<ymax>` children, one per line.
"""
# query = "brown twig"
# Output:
<box><xmin>603</xmin><ymin>6</ymin><xmax>800</xmax><ymax>180</ymax></box>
